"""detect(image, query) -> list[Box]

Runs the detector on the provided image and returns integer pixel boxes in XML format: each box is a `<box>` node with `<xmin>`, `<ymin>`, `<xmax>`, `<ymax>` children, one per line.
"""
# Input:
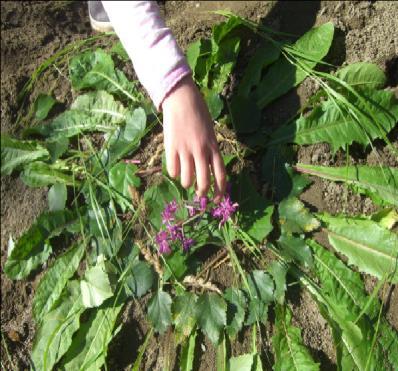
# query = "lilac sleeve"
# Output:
<box><xmin>101</xmin><ymin>1</ymin><xmax>191</xmax><ymax>110</ymax></box>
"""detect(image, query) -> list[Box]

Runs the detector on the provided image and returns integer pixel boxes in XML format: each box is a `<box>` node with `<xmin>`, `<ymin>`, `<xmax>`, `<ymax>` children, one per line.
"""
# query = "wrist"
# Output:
<box><xmin>161</xmin><ymin>75</ymin><xmax>197</xmax><ymax>110</ymax></box>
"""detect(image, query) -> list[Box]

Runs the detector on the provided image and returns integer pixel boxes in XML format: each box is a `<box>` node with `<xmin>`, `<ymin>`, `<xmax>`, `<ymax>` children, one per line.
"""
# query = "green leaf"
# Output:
<box><xmin>277</xmin><ymin>234</ymin><xmax>313</xmax><ymax>268</ymax></box>
<box><xmin>1</xmin><ymin>135</ymin><xmax>49</xmax><ymax>176</ymax></box>
<box><xmin>295</xmin><ymin>163</ymin><xmax>398</xmax><ymax>206</ymax></box>
<box><xmin>34</xmin><ymin>93</ymin><xmax>57</xmax><ymax>120</ymax></box>
<box><xmin>48</xmin><ymin>183</ymin><xmax>67</xmax><ymax>211</ymax></box>
<box><xmin>272</xmin><ymin>305</ymin><xmax>319</xmax><ymax>371</ymax></box>
<box><xmin>335</xmin><ymin>62</ymin><xmax>386</xmax><ymax>90</ymax></box>
<box><xmin>256</xmin><ymin>22</ymin><xmax>334</xmax><ymax>108</ymax></box>
<box><xmin>371</xmin><ymin>208</ymin><xmax>398</xmax><ymax>230</ymax></box>
<box><xmin>173</xmin><ymin>292</ymin><xmax>197</xmax><ymax>342</ymax></box>
<box><xmin>21</xmin><ymin>161</ymin><xmax>74</xmax><ymax>187</ymax></box>
<box><xmin>80</xmin><ymin>257</ymin><xmax>114</xmax><ymax>308</ymax></box>
<box><xmin>109</xmin><ymin>162</ymin><xmax>140</xmax><ymax>202</ymax></box>
<box><xmin>45</xmin><ymin>137</ymin><xmax>69</xmax><ymax>163</ymax></box>
<box><xmin>33</xmin><ymin>243</ymin><xmax>85</xmax><ymax>322</ymax></box>
<box><xmin>229</xmin><ymin>353</ymin><xmax>254</xmax><ymax>371</ymax></box>
<box><xmin>203</xmin><ymin>88</ymin><xmax>223</xmax><ymax>120</ymax></box>
<box><xmin>124</xmin><ymin>261</ymin><xmax>155</xmax><ymax>298</ymax></box>
<box><xmin>4</xmin><ymin>209</ymin><xmax>80</xmax><ymax>280</ymax></box>
<box><xmin>224</xmin><ymin>288</ymin><xmax>246</xmax><ymax>339</ymax></box>
<box><xmin>216</xmin><ymin>334</ymin><xmax>227</xmax><ymax>371</ymax></box>
<box><xmin>278</xmin><ymin>196</ymin><xmax>320</xmax><ymax>234</ymax></box>
<box><xmin>186</xmin><ymin>39</ymin><xmax>202</xmax><ymax>79</ymax></box>
<box><xmin>180</xmin><ymin>329</ymin><xmax>197</xmax><ymax>371</ymax></box>
<box><xmin>230</xmin><ymin>94</ymin><xmax>261</xmax><ymax>134</ymax></box>
<box><xmin>232</xmin><ymin>171</ymin><xmax>274</xmax><ymax>243</ymax></box>
<box><xmin>268</xmin><ymin>261</ymin><xmax>288</xmax><ymax>305</ymax></box>
<box><xmin>148</xmin><ymin>290</ymin><xmax>172</xmax><ymax>334</ymax></box>
<box><xmin>29</xmin><ymin>91</ymin><xmax>127</xmax><ymax>140</ymax></box>
<box><xmin>320</xmin><ymin>214</ymin><xmax>398</xmax><ymax>283</ymax></box>
<box><xmin>60</xmin><ymin>296</ymin><xmax>124</xmax><ymax>370</ymax></box>
<box><xmin>32</xmin><ymin>281</ymin><xmax>85</xmax><ymax>371</ymax></box>
<box><xmin>124</xmin><ymin>107</ymin><xmax>146</xmax><ymax>141</ymax></box>
<box><xmin>378</xmin><ymin>321</ymin><xmax>398</xmax><ymax>368</ymax></box>
<box><xmin>237</xmin><ymin>42</ymin><xmax>280</xmax><ymax>98</ymax></box>
<box><xmin>269</xmin><ymin>89</ymin><xmax>398</xmax><ymax>152</ymax></box>
<box><xmin>111</xmin><ymin>41</ymin><xmax>129</xmax><ymax>62</ymax></box>
<box><xmin>196</xmin><ymin>293</ymin><xmax>227</xmax><ymax>344</ymax></box>
<box><xmin>245</xmin><ymin>270</ymin><xmax>274</xmax><ymax>325</ymax></box>
<box><xmin>212</xmin><ymin>16</ymin><xmax>242</xmax><ymax>45</ymax></box>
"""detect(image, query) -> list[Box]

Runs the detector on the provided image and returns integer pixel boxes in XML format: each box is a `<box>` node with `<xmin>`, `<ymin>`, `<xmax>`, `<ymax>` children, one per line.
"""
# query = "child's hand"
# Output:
<box><xmin>162</xmin><ymin>76</ymin><xmax>226</xmax><ymax>202</ymax></box>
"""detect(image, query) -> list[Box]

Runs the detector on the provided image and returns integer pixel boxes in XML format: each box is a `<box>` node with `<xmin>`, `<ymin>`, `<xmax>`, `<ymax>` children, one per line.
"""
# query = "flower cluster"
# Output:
<box><xmin>155</xmin><ymin>191</ymin><xmax>238</xmax><ymax>255</ymax></box>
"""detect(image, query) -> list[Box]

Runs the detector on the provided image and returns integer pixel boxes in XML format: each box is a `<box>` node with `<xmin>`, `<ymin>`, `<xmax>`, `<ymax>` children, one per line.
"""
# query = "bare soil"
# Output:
<box><xmin>1</xmin><ymin>1</ymin><xmax>397</xmax><ymax>370</ymax></box>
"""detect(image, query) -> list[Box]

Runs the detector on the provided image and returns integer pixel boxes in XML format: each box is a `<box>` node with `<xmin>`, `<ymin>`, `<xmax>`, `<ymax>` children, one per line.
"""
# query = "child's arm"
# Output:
<box><xmin>102</xmin><ymin>1</ymin><xmax>226</xmax><ymax>201</ymax></box>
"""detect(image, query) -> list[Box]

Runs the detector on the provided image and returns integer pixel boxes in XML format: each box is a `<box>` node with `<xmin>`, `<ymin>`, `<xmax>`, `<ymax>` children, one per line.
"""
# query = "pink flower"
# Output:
<box><xmin>211</xmin><ymin>194</ymin><xmax>238</xmax><ymax>226</ymax></box>
<box><xmin>161</xmin><ymin>200</ymin><xmax>178</xmax><ymax>225</ymax></box>
<box><xmin>182</xmin><ymin>237</ymin><xmax>194</xmax><ymax>251</ymax></box>
<box><xmin>155</xmin><ymin>231</ymin><xmax>171</xmax><ymax>254</ymax></box>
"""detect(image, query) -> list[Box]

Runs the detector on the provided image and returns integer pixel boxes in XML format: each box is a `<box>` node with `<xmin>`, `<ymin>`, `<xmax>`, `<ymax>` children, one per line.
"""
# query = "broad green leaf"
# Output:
<box><xmin>371</xmin><ymin>208</ymin><xmax>398</xmax><ymax>229</ymax></box>
<box><xmin>144</xmin><ymin>179</ymin><xmax>182</xmax><ymax>230</ymax></box>
<box><xmin>196</xmin><ymin>293</ymin><xmax>227</xmax><ymax>344</ymax></box>
<box><xmin>232</xmin><ymin>171</ymin><xmax>274</xmax><ymax>243</ymax></box>
<box><xmin>256</xmin><ymin>22</ymin><xmax>334</xmax><ymax>108</ymax></box>
<box><xmin>269</xmin><ymin>89</ymin><xmax>398</xmax><ymax>152</ymax></box>
<box><xmin>32</xmin><ymin>281</ymin><xmax>85</xmax><ymax>371</ymax></box>
<box><xmin>212</xmin><ymin>16</ymin><xmax>242</xmax><ymax>45</ymax></box>
<box><xmin>268</xmin><ymin>261</ymin><xmax>288</xmax><ymax>305</ymax></box>
<box><xmin>335</xmin><ymin>62</ymin><xmax>386</xmax><ymax>90</ymax></box>
<box><xmin>34</xmin><ymin>93</ymin><xmax>57</xmax><ymax>120</ymax></box>
<box><xmin>163</xmin><ymin>250</ymin><xmax>188</xmax><ymax>280</ymax></box>
<box><xmin>295</xmin><ymin>163</ymin><xmax>398</xmax><ymax>206</ymax></box>
<box><xmin>4</xmin><ymin>209</ymin><xmax>80</xmax><ymax>280</ymax></box>
<box><xmin>45</xmin><ymin>137</ymin><xmax>69</xmax><ymax>163</ymax></box>
<box><xmin>320</xmin><ymin>214</ymin><xmax>398</xmax><ymax>283</ymax></box>
<box><xmin>180</xmin><ymin>329</ymin><xmax>197</xmax><ymax>371</ymax></box>
<box><xmin>111</xmin><ymin>41</ymin><xmax>129</xmax><ymax>62</ymax></box>
<box><xmin>245</xmin><ymin>270</ymin><xmax>274</xmax><ymax>325</ymax></box>
<box><xmin>33</xmin><ymin>243</ymin><xmax>85</xmax><ymax>322</ymax></box>
<box><xmin>29</xmin><ymin>91</ymin><xmax>126</xmax><ymax>140</ymax></box>
<box><xmin>124</xmin><ymin>107</ymin><xmax>146</xmax><ymax>141</ymax></box>
<box><xmin>272</xmin><ymin>305</ymin><xmax>319</xmax><ymax>371</ymax></box>
<box><xmin>48</xmin><ymin>183</ymin><xmax>67</xmax><ymax>211</ymax></box>
<box><xmin>261</xmin><ymin>147</ymin><xmax>310</xmax><ymax>201</ymax></box>
<box><xmin>173</xmin><ymin>292</ymin><xmax>197</xmax><ymax>342</ymax></box>
<box><xmin>229</xmin><ymin>353</ymin><xmax>254</xmax><ymax>371</ymax></box>
<box><xmin>277</xmin><ymin>234</ymin><xmax>313</xmax><ymax>268</ymax></box>
<box><xmin>224</xmin><ymin>288</ymin><xmax>246</xmax><ymax>339</ymax></box>
<box><xmin>230</xmin><ymin>94</ymin><xmax>261</xmax><ymax>134</ymax></box>
<box><xmin>80</xmin><ymin>257</ymin><xmax>114</xmax><ymax>308</ymax></box>
<box><xmin>148</xmin><ymin>290</ymin><xmax>172</xmax><ymax>334</ymax></box>
<box><xmin>1</xmin><ymin>135</ymin><xmax>49</xmax><ymax>176</ymax></box>
<box><xmin>186</xmin><ymin>39</ymin><xmax>202</xmax><ymax>79</ymax></box>
<box><xmin>124</xmin><ymin>261</ymin><xmax>155</xmax><ymax>298</ymax></box>
<box><xmin>203</xmin><ymin>88</ymin><xmax>223</xmax><ymax>120</ymax></box>
<box><xmin>237</xmin><ymin>42</ymin><xmax>280</xmax><ymax>98</ymax></box>
<box><xmin>278</xmin><ymin>196</ymin><xmax>320</xmax><ymax>234</ymax></box>
<box><xmin>109</xmin><ymin>162</ymin><xmax>140</xmax><ymax>201</ymax></box>
<box><xmin>60</xmin><ymin>295</ymin><xmax>124</xmax><ymax>370</ymax></box>
<box><xmin>21</xmin><ymin>161</ymin><xmax>74</xmax><ymax>187</ymax></box>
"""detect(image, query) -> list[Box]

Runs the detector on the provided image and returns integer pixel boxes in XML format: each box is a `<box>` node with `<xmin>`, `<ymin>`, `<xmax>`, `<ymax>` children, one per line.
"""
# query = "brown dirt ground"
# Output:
<box><xmin>1</xmin><ymin>1</ymin><xmax>397</xmax><ymax>370</ymax></box>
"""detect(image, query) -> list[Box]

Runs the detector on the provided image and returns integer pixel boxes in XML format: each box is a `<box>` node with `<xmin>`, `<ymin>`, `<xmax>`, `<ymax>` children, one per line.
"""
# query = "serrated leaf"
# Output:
<box><xmin>320</xmin><ymin>214</ymin><xmax>398</xmax><ymax>283</ymax></box>
<box><xmin>29</xmin><ymin>91</ymin><xmax>126</xmax><ymax>140</ymax></box>
<box><xmin>278</xmin><ymin>196</ymin><xmax>320</xmax><ymax>234</ymax></box>
<box><xmin>229</xmin><ymin>353</ymin><xmax>254</xmax><ymax>371</ymax></box>
<box><xmin>224</xmin><ymin>288</ymin><xmax>246</xmax><ymax>338</ymax></box>
<box><xmin>173</xmin><ymin>292</ymin><xmax>197</xmax><ymax>342</ymax></box>
<box><xmin>196</xmin><ymin>293</ymin><xmax>227</xmax><ymax>344</ymax></box>
<box><xmin>180</xmin><ymin>329</ymin><xmax>197</xmax><ymax>371</ymax></box>
<box><xmin>277</xmin><ymin>234</ymin><xmax>313</xmax><ymax>268</ymax></box>
<box><xmin>80</xmin><ymin>258</ymin><xmax>114</xmax><ymax>308</ymax></box>
<box><xmin>232</xmin><ymin>171</ymin><xmax>274</xmax><ymax>243</ymax></box>
<box><xmin>148</xmin><ymin>290</ymin><xmax>172</xmax><ymax>334</ymax></box>
<box><xmin>273</xmin><ymin>305</ymin><xmax>319</xmax><ymax>371</ymax></box>
<box><xmin>295</xmin><ymin>163</ymin><xmax>398</xmax><ymax>206</ymax></box>
<box><xmin>125</xmin><ymin>261</ymin><xmax>155</xmax><ymax>298</ymax></box>
<box><xmin>1</xmin><ymin>135</ymin><xmax>49</xmax><ymax>176</ymax></box>
<box><xmin>4</xmin><ymin>209</ymin><xmax>80</xmax><ymax>280</ymax></box>
<box><xmin>21</xmin><ymin>161</ymin><xmax>74</xmax><ymax>187</ymax></box>
<box><xmin>34</xmin><ymin>93</ymin><xmax>57</xmax><ymax>120</ymax></box>
<box><xmin>270</xmin><ymin>89</ymin><xmax>398</xmax><ymax>152</ymax></box>
<box><xmin>109</xmin><ymin>162</ymin><xmax>140</xmax><ymax>202</ymax></box>
<box><xmin>268</xmin><ymin>261</ymin><xmax>288</xmax><ymax>305</ymax></box>
<box><xmin>32</xmin><ymin>281</ymin><xmax>85</xmax><ymax>371</ymax></box>
<box><xmin>48</xmin><ymin>183</ymin><xmax>67</xmax><ymax>211</ymax></box>
<box><xmin>59</xmin><ymin>296</ymin><xmax>124</xmax><ymax>370</ymax></box>
<box><xmin>256</xmin><ymin>22</ymin><xmax>334</xmax><ymax>108</ymax></box>
<box><xmin>33</xmin><ymin>243</ymin><xmax>85</xmax><ymax>322</ymax></box>
<box><xmin>335</xmin><ymin>62</ymin><xmax>386</xmax><ymax>90</ymax></box>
